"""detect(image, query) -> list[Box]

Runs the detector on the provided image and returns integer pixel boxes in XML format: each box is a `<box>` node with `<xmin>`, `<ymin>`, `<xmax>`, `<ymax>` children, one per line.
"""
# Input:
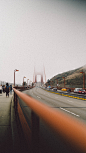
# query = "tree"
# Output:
<box><xmin>47</xmin><ymin>79</ymin><xmax>50</xmax><ymax>85</ymax></box>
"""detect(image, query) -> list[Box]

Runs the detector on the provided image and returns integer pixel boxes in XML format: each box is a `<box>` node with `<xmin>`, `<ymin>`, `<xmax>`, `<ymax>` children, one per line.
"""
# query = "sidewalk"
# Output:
<box><xmin>0</xmin><ymin>92</ymin><xmax>13</xmax><ymax>153</ymax></box>
<box><xmin>0</xmin><ymin>91</ymin><xmax>29</xmax><ymax>153</ymax></box>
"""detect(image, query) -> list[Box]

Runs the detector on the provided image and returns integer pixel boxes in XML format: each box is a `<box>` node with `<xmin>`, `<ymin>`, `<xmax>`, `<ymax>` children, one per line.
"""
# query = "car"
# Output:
<box><xmin>0</xmin><ymin>86</ymin><xmax>2</xmax><ymax>94</ymax></box>
<box><xmin>61</xmin><ymin>88</ymin><xmax>67</xmax><ymax>91</ymax></box>
<box><xmin>78</xmin><ymin>89</ymin><xmax>86</xmax><ymax>94</ymax></box>
<box><xmin>74</xmin><ymin>88</ymin><xmax>82</xmax><ymax>93</ymax></box>
<box><xmin>52</xmin><ymin>88</ymin><xmax>57</xmax><ymax>91</ymax></box>
<box><xmin>47</xmin><ymin>86</ymin><xmax>52</xmax><ymax>89</ymax></box>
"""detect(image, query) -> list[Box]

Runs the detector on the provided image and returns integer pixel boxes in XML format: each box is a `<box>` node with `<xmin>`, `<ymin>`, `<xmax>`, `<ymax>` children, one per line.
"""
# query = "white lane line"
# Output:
<box><xmin>60</xmin><ymin>107</ymin><xmax>80</xmax><ymax>117</ymax></box>
<box><xmin>70</xmin><ymin>112</ymin><xmax>76</xmax><ymax>115</ymax></box>
<box><xmin>65</xmin><ymin>110</ymin><xmax>70</xmax><ymax>113</ymax></box>
<box><xmin>67</xmin><ymin>100</ymin><xmax>73</xmax><ymax>103</ymax></box>
<box><xmin>37</xmin><ymin>96</ymin><xmax>41</xmax><ymax>99</ymax></box>
<box><xmin>76</xmin><ymin>115</ymin><xmax>80</xmax><ymax>117</ymax></box>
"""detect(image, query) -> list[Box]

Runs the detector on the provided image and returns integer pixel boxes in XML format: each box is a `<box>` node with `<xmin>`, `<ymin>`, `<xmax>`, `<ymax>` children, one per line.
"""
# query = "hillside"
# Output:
<box><xmin>49</xmin><ymin>65</ymin><xmax>86</xmax><ymax>88</ymax></box>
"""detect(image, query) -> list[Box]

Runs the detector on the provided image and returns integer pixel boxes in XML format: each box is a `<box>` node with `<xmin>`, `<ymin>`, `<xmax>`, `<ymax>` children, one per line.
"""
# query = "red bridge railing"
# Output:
<box><xmin>13</xmin><ymin>88</ymin><xmax>86</xmax><ymax>153</ymax></box>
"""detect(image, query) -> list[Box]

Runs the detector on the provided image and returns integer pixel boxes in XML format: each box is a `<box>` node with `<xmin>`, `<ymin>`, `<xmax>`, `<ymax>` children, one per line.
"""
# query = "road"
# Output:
<box><xmin>24</xmin><ymin>87</ymin><xmax>86</xmax><ymax>125</ymax></box>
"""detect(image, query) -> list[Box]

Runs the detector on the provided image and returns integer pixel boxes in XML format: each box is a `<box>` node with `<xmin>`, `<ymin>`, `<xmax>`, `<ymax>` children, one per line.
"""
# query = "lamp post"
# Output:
<box><xmin>30</xmin><ymin>81</ymin><xmax>32</xmax><ymax>86</ymax></box>
<box><xmin>45</xmin><ymin>74</ymin><xmax>46</xmax><ymax>83</ymax></box>
<box><xmin>51</xmin><ymin>80</ymin><xmax>53</xmax><ymax>88</ymax></box>
<box><xmin>55</xmin><ymin>79</ymin><xmax>58</xmax><ymax>89</ymax></box>
<box><xmin>14</xmin><ymin>69</ymin><xmax>19</xmax><ymax>86</ymax></box>
<box><xmin>80</xmin><ymin>72</ymin><xmax>85</xmax><ymax>89</ymax></box>
<box><xmin>55</xmin><ymin>79</ymin><xmax>58</xmax><ymax>85</ymax></box>
<box><xmin>62</xmin><ymin>77</ymin><xmax>65</xmax><ymax>88</ymax></box>
<box><xmin>27</xmin><ymin>79</ymin><xmax>29</xmax><ymax>89</ymax></box>
<box><xmin>50</xmin><ymin>80</ymin><xmax>52</xmax><ymax>87</ymax></box>
<box><xmin>23</xmin><ymin>76</ymin><xmax>26</xmax><ymax>87</ymax></box>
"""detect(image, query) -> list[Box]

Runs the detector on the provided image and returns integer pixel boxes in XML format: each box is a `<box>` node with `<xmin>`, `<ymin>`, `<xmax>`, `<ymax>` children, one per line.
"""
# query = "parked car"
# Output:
<box><xmin>52</xmin><ymin>88</ymin><xmax>57</xmax><ymax>91</ymax></box>
<box><xmin>78</xmin><ymin>89</ymin><xmax>86</xmax><ymax>94</ymax></box>
<box><xmin>0</xmin><ymin>86</ymin><xmax>2</xmax><ymax>94</ymax></box>
<box><xmin>61</xmin><ymin>88</ymin><xmax>67</xmax><ymax>91</ymax></box>
<box><xmin>74</xmin><ymin>88</ymin><xmax>82</xmax><ymax>93</ymax></box>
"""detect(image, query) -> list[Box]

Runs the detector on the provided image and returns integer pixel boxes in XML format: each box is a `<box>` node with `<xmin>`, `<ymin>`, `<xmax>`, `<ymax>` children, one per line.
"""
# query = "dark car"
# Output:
<box><xmin>52</xmin><ymin>88</ymin><xmax>57</xmax><ymax>91</ymax></box>
<box><xmin>78</xmin><ymin>89</ymin><xmax>86</xmax><ymax>94</ymax></box>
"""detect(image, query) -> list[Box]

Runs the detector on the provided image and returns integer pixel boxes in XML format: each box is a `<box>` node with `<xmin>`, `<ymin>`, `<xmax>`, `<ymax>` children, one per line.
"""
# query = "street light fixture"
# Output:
<box><xmin>62</xmin><ymin>77</ymin><xmax>65</xmax><ymax>88</ymax></box>
<box><xmin>14</xmin><ymin>69</ymin><xmax>19</xmax><ymax>86</ymax></box>
<box><xmin>80</xmin><ymin>72</ymin><xmax>85</xmax><ymax>89</ymax></box>
<box><xmin>23</xmin><ymin>76</ymin><xmax>26</xmax><ymax>87</ymax></box>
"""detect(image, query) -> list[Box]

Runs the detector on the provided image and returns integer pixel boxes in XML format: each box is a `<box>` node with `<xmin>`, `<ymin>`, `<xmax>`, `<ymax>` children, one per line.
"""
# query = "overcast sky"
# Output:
<box><xmin>0</xmin><ymin>0</ymin><xmax>86</xmax><ymax>85</ymax></box>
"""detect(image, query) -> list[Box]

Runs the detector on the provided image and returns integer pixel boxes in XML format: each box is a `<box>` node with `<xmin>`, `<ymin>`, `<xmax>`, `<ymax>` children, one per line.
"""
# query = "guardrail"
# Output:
<box><xmin>13</xmin><ymin>88</ymin><xmax>86</xmax><ymax>153</ymax></box>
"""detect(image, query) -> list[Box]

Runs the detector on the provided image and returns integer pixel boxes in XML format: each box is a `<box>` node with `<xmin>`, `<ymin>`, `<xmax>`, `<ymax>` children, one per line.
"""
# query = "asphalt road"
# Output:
<box><xmin>24</xmin><ymin>87</ymin><xmax>86</xmax><ymax>125</ymax></box>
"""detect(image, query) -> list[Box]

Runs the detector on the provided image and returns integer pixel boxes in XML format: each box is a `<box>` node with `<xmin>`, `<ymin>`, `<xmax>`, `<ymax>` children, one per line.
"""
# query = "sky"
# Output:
<box><xmin>0</xmin><ymin>0</ymin><xmax>86</xmax><ymax>85</ymax></box>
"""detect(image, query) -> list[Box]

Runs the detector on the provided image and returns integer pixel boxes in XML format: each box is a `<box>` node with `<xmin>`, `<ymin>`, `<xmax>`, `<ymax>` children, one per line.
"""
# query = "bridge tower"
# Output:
<box><xmin>33</xmin><ymin>65</ymin><xmax>46</xmax><ymax>83</ymax></box>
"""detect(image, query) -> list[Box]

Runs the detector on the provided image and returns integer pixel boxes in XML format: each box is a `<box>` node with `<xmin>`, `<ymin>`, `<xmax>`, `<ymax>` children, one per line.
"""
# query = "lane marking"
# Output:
<box><xmin>60</xmin><ymin>107</ymin><xmax>80</xmax><ymax>117</ymax></box>
<box><xmin>37</xmin><ymin>96</ymin><xmax>41</xmax><ymax>99</ymax></box>
<box><xmin>76</xmin><ymin>115</ymin><xmax>80</xmax><ymax>117</ymax></box>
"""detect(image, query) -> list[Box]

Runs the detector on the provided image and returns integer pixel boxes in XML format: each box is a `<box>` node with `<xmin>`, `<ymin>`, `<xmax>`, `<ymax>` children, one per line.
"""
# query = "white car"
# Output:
<box><xmin>74</xmin><ymin>88</ymin><xmax>82</xmax><ymax>93</ymax></box>
<box><xmin>0</xmin><ymin>86</ymin><xmax>2</xmax><ymax>94</ymax></box>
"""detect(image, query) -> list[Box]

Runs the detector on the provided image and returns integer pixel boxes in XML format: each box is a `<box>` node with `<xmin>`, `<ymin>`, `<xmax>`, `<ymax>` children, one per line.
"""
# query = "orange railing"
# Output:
<box><xmin>13</xmin><ymin>88</ymin><xmax>86</xmax><ymax>153</ymax></box>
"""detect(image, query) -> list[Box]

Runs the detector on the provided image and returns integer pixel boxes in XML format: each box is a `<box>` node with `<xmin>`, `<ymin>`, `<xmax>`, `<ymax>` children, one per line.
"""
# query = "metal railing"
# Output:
<box><xmin>13</xmin><ymin>88</ymin><xmax>86</xmax><ymax>153</ymax></box>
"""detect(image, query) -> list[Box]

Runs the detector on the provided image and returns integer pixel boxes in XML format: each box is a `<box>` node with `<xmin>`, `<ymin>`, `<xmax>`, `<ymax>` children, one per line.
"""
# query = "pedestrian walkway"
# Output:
<box><xmin>0</xmin><ymin>92</ymin><xmax>13</xmax><ymax>153</ymax></box>
<box><xmin>0</xmin><ymin>91</ymin><xmax>29</xmax><ymax>153</ymax></box>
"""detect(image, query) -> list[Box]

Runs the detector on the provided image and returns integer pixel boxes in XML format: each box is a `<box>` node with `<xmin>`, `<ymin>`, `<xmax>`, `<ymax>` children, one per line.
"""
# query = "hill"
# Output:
<box><xmin>48</xmin><ymin>65</ymin><xmax>86</xmax><ymax>88</ymax></box>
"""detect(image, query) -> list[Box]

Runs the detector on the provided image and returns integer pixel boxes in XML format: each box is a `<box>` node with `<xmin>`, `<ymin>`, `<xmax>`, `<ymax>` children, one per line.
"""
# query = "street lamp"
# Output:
<box><xmin>80</xmin><ymin>72</ymin><xmax>85</xmax><ymax>89</ymax></box>
<box><xmin>27</xmin><ymin>79</ymin><xmax>29</xmax><ymax>88</ymax></box>
<box><xmin>14</xmin><ymin>69</ymin><xmax>19</xmax><ymax>86</ymax></box>
<box><xmin>29</xmin><ymin>81</ymin><xmax>32</xmax><ymax>86</ymax></box>
<box><xmin>50</xmin><ymin>80</ymin><xmax>53</xmax><ymax>87</ymax></box>
<box><xmin>62</xmin><ymin>77</ymin><xmax>65</xmax><ymax>88</ymax></box>
<box><xmin>55</xmin><ymin>79</ymin><xmax>58</xmax><ymax>88</ymax></box>
<box><xmin>23</xmin><ymin>76</ymin><xmax>26</xmax><ymax>87</ymax></box>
